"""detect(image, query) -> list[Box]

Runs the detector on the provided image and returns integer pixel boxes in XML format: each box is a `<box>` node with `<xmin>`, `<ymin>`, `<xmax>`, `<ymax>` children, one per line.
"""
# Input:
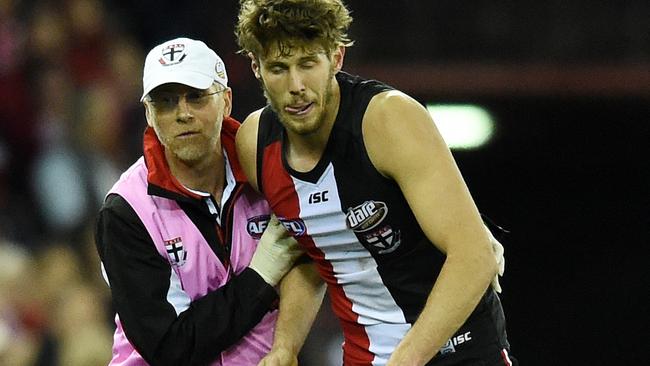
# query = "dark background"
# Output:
<box><xmin>0</xmin><ymin>1</ymin><xmax>647</xmax><ymax>365</ymax></box>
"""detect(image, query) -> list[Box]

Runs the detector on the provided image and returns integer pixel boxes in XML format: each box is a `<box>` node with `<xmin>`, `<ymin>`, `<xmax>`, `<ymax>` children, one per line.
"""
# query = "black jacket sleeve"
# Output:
<box><xmin>95</xmin><ymin>194</ymin><xmax>278</xmax><ymax>366</ymax></box>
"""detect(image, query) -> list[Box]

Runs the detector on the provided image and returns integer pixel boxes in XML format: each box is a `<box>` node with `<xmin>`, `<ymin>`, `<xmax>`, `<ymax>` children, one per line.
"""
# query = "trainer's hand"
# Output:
<box><xmin>249</xmin><ymin>215</ymin><xmax>304</xmax><ymax>286</ymax></box>
<box><xmin>485</xmin><ymin>224</ymin><xmax>505</xmax><ymax>293</ymax></box>
<box><xmin>257</xmin><ymin>348</ymin><xmax>298</xmax><ymax>366</ymax></box>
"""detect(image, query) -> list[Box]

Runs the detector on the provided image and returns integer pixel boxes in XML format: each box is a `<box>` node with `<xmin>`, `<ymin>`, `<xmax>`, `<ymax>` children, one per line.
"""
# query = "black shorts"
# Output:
<box><xmin>429</xmin><ymin>343</ymin><xmax>518</xmax><ymax>366</ymax></box>
<box><xmin>427</xmin><ymin>290</ymin><xmax>518</xmax><ymax>366</ymax></box>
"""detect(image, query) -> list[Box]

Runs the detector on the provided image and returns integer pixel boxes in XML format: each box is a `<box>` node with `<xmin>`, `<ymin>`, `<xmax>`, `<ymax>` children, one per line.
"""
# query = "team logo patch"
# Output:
<box><xmin>159</xmin><ymin>43</ymin><xmax>187</xmax><ymax>66</ymax></box>
<box><xmin>215</xmin><ymin>60</ymin><xmax>226</xmax><ymax>79</ymax></box>
<box><xmin>247</xmin><ymin>215</ymin><xmax>271</xmax><ymax>239</ymax></box>
<box><xmin>164</xmin><ymin>237</ymin><xmax>187</xmax><ymax>266</ymax></box>
<box><xmin>278</xmin><ymin>217</ymin><xmax>307</xmax><ymax>236</ymax></box>
<box><xmin>364</xmin><ymin>226</ymin><xmax>401</xmax><ymax>254</ymax></box>
<box><xmin>345</xmin><ymin>201</ymin><xmax>388</xmax><ymax>232</ymax></box>
<box><xmin>347</xmin><ymin>201</ymin><xmax>401</xmax><ymax>254</ymax></box>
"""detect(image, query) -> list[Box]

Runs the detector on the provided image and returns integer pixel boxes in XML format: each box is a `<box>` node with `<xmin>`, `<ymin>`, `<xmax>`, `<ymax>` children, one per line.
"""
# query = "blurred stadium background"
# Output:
<box><xmin>0</xmin><ymin>0</ymin><xmax>647</xmax><ymax>365</ymax></box>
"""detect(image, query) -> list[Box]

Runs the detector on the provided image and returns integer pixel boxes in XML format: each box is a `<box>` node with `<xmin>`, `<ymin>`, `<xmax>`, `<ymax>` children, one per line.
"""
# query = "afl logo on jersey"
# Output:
<box><xmin>278</xmin><ymin>217</ymin><xmax>307</xmax><ymax>236</ymax></box>
<box><xmin>346</xmin><ymin>201</ymin><xmax>388</xmax><ymax>232</ymax></box>
<box><xmin>246</xmin><ymin>215</ymin><xmax>271</xmax><ymax>239</ymax></box>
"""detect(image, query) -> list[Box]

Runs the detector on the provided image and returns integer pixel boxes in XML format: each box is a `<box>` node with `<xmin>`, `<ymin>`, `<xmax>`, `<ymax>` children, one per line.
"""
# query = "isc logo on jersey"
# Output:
<box><xmin>345</xmin><ymin>201</ymin><xmax>388</xmax><ymax>232</ymax></box>
<box><xmin>439</xmin><ymin>332</ymin><xmax>473</xmax><ymax>355</ymax></box>
<box><xmin>247</xmin><ymin>215</ymin><xmax>271</xmax><ymax>239</ymax></box>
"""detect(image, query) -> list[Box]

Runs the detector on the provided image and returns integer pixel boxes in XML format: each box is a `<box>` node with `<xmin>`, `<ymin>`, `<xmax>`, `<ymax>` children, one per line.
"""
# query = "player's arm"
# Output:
<box><xmin>363</xmin><ymin>91</ymin><xmax>498</xmax><ymax>365</ymax></box>
<box><xmin>258</xmin><ymin>262</ymin><xmax>326</xmax><ymax>366</ymax></box>
<box><xmin>237</xmin><ymin>110</ymin><xmax>327</xmax><ymax>365</ymax></box>
<box><xmin>236</xmin><ymin>108</ymin><xmax>264</xmax><ymax>192</ymax></box>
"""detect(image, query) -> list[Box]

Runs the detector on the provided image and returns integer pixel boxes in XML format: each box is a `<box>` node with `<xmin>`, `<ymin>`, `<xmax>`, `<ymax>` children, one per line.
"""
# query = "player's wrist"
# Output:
<box><xmin>249</xmin><ymin>264</ymin><xmax>280</xmax><ymax>286</ymax></box>
<box><xmin>270</xmin><ymin>342</ymin><xmax>299</xmax><ymax>356</ymax></box>
<box><xmin>267</xmin><ymin>345</ymin><xmax>299</xmax><ymax>365</ymax></box>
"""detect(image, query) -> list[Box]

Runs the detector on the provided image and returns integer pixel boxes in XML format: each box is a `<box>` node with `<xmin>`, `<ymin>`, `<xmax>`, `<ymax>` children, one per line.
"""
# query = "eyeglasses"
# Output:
<box><xmin>147</xmin><ymin>89</ymin><xmax>226</xmax><ymax>112</ymax></box>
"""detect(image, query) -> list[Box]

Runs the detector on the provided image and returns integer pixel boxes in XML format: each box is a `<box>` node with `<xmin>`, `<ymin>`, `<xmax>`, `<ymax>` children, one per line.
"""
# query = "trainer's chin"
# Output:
<box><xmin>168</xmin><ymin>142</ymin><xmax>208</xmax><ymax>163</ymax></box>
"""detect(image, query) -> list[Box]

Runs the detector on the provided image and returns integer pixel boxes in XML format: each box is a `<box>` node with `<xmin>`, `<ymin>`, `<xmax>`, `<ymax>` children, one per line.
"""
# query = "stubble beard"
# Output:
<box><xmin>261</xmin><ymin>71</ymin><xmax>336</xmax><ymax>137</ymax></box>
<box><xmin>159</xmin><ymin>131</ymin><xmax>220</xmax><ymax>166</ymax></box>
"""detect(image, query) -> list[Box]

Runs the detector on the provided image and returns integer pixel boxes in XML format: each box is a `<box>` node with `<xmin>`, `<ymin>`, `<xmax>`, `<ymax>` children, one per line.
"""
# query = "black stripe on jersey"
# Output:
<box><xmin>331</xmin><ymin>72</ymin><xmax>447</xmax><ymax>323</ymax></box>
<box><xmin>256</xmin><ymin>107</ymin><xmax>280</xmax><ymax>195</ymax></box>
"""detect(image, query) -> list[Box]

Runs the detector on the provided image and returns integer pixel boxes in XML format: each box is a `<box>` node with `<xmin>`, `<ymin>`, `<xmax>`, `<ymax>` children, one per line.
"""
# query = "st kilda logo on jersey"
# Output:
<box><xmin>346</xmin><ymin>201</ymin><xmax>402</xmax><ymax>254</ymax></box>
<box><xmin>159</xmin><ymin>43</ymin><xmax>187</xmax><ymax>65</ymax></box>
<box><xmin>164</xmin><ymin>237</ymin><xmax>187</xmax><ymax>267</ymax></box>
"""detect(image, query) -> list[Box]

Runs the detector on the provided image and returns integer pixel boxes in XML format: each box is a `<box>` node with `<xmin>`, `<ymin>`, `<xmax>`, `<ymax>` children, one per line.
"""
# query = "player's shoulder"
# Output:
<box><xmin>365</xmin><ymin>90</ymin><xmax>429</xmax><ymax>132</ymax></box>
<box><xmin>237</xmin><ymin>108</ymin><xmax>264</xmax><ymax>143</ymax></box>
<box><xmin>362</xmin><ymin>89</ymin><xmax>438</xmax><ymax>176</ymax></box>
<box><xmin>367</xmin><ymin>90</ymin><xmax>423</xmax><ymax>116</ymax></box>
<box><xmin>240</xmin><ymin>108</ymin><xmax>264</xmax><ymax>130</ymax></box>
<box><xmin>243</xmin><ymin>107</ymin><xmax>264</xmax><ymax>122</ymax></box>
<box><xmin>236</xmin><ymin>108</ymin><xmax>265</xmax><ymax>191</ymax></box>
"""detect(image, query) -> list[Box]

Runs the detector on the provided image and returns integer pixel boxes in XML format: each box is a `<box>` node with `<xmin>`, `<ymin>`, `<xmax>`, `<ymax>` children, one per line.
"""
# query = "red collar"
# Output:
<box><xmin>143</xmin><ymin>116</ymin><xmax>246</xmax><ymax>199</ymax></box>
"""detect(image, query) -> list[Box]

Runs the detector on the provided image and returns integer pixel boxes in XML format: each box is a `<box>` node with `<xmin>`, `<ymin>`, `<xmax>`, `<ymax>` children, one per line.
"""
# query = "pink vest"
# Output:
<box><xmin>107</xmin><ymin>157</ymin><xmax>276</xmax><ymax>365</ymax></box>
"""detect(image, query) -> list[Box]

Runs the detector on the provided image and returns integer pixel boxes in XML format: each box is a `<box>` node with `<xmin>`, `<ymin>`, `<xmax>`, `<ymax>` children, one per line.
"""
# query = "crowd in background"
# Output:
<box><xmin>1</xmin><ymin>0</ymin><xmax>145</xmax><ymax>364</ymax></box>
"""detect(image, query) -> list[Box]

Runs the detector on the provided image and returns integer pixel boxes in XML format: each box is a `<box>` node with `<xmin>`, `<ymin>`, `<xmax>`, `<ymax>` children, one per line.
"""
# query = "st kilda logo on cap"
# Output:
<box><xmin>159</xmin><ymin>43</ymin><xmax>187</xmax><ymax>66</ymax></box>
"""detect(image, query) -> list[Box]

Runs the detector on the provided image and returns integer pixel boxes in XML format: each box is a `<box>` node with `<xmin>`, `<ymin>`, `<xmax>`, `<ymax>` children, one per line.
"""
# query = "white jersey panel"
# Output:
<box><xmin>167</xmin><ymin>267</ymin><xmax>191</xmax><ymax>316</ymax></box>
<box><xmin>291</xmin><ymin>164</ymin><xmax>410</xmax><ymax>364</ymax></box>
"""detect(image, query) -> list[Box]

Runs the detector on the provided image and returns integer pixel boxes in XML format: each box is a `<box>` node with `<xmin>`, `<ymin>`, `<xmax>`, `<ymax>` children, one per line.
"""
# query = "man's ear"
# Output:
<box><xmin>332</xmin><ymin>46</ymin><xmax>346</xmax><ymax>73</ymax></box>
<box><xmin>250</xmin><ymin>53</ymin><xmax>261</xmax><ymax>79</ymax></box>
<box><xmin>143</xmin><ymin>103</ymin><xmax>154</xmax><ymax>127</ymax></box>
<box><xmin>222</xmin><ymin>88</ymin><xmax>233</xmax><ymax>117</ymax></box>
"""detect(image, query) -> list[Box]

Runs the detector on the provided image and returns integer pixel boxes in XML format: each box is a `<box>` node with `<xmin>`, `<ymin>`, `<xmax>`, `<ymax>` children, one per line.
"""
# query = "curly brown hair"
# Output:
<box><xmin>235</xmin><ymin>0</ymin><xmax>353</xmax><ymax>58</ymax></box>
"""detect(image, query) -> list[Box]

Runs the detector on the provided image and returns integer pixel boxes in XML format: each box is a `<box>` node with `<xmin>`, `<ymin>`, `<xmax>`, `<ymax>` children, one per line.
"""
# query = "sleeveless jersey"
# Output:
<box><xmin>256</xmin><ymin>72</ymin><xmax>509</xmax><ymax>365</ymax></box>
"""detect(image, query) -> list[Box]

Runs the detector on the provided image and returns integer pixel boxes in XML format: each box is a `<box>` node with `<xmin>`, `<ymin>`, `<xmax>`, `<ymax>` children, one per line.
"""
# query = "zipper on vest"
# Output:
<box><xmin>205</xmin><ymin>196</ymin><xmax>231</xmax><ymax>270</ymax></box>
<box><xmin>221</xmin><ymin>184</ymin><xmax>245</xmax><ymax>276</ymax></box>
<box><xmin>214</xmin><ymin>222</ymin><xmax>230</xmax><ymax>270</ymax></box>
<box><xmin>205</xmin><ymin>197</ymin><xmax>220</xmax><ymax>224</ymax></box>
